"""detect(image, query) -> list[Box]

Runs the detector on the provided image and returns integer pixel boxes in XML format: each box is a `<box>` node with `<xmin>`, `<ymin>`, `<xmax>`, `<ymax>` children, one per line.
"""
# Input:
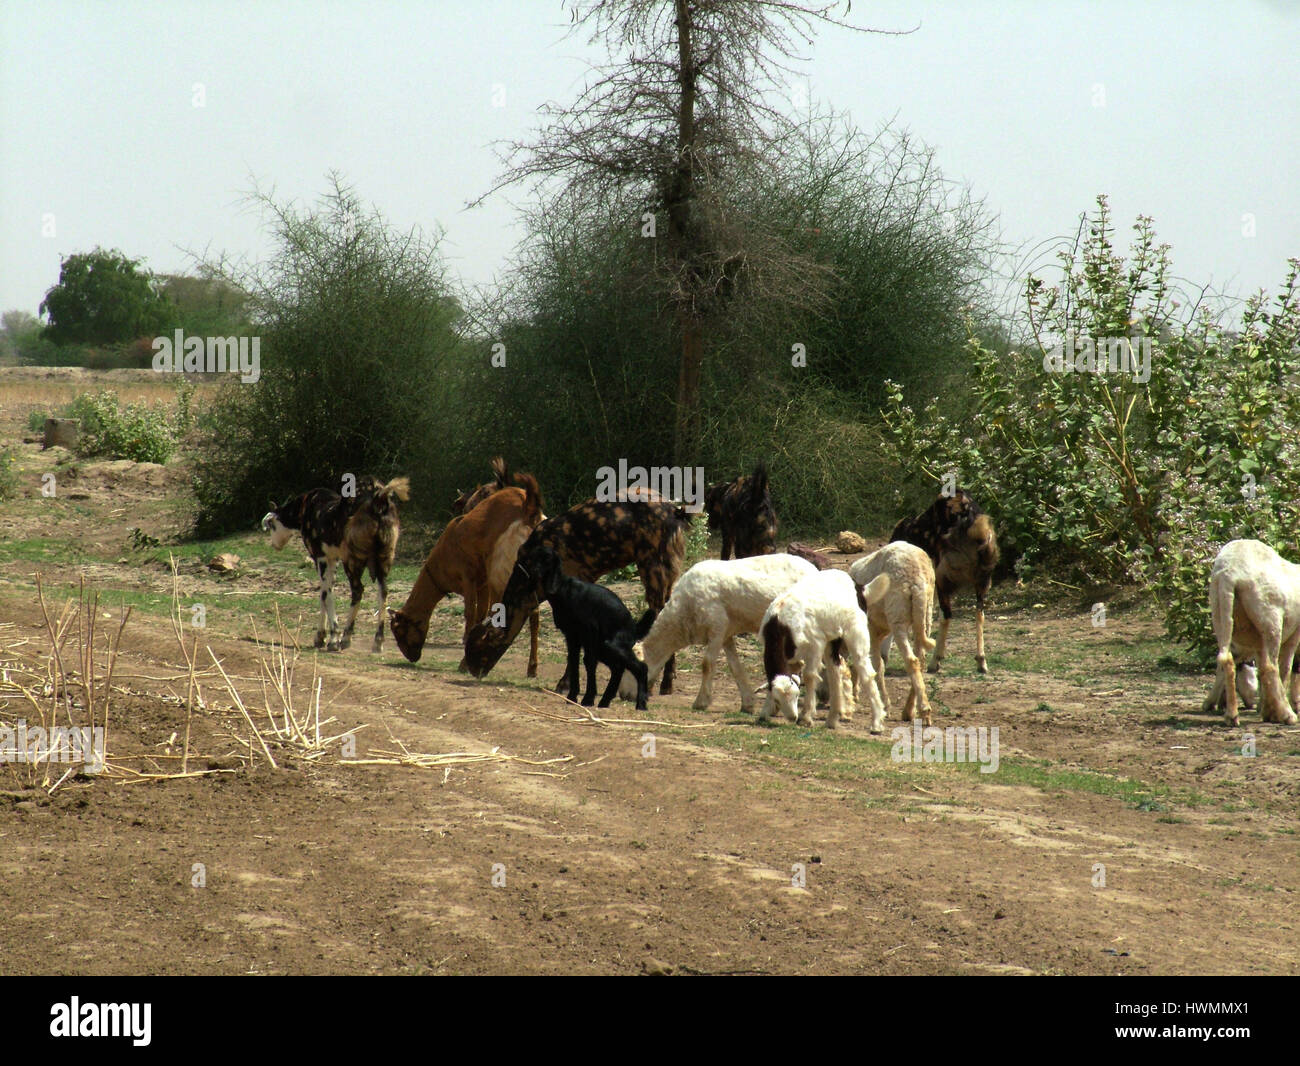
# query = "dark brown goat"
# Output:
<box><xmin>890</xmin><ymin>488</ymin><xmax>999</xmax><ymax>674</ymax></box>
<box><xmin>703</xmin><ymin>464</ymin><xmax>777</xmax><ymax>560</ymax></box>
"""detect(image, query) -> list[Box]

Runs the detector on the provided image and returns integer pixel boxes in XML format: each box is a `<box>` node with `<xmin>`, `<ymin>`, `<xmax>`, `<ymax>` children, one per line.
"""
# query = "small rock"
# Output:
<box><xmin>835</xmin><ymin>530</ymin><xmax>868</xmax><ymax>553</ymax></box>
<box><xmin>642</xmin><ymin>957</ymin><xmax>673</xmax><ymax>976</ymax></box>
<box><xmin>208</xmin><ymin>552</ymin><xmax>241</xmax><ymax>573</ymax></box>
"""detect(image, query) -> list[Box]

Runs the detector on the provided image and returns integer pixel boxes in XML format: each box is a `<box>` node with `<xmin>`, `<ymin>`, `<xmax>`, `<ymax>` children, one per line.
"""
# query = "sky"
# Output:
<box><xmin>2</xmin><ymin>0</ymin><xmax>1297</xmax><ymax>321</ymax></box>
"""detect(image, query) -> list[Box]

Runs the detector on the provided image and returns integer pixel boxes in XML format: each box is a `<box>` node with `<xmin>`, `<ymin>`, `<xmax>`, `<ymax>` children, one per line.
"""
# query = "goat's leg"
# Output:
<box><xmin>562</xmin><ymin>637</ymin><xmax>582</xmax><ymax>704</ymax></box>
<box><xmin>722</xmin><ymin>637</ymin><xmax>754</xmax><ymax>712</ymax></box>
<box><xmin>313</xmin><ymin>559</ymin><xmax>330</xmax><ymax>648</ymax></box>
<box><xmin>642</xmin><ymin>567</ymin><xmax>676</xmax><ymax>695</ymax></box>
<box><xmin>974</xmin><ymin>581</ymin><xmax>990</xmax><ymax>674</ymax></box>
<box><xmin>721</xmin><ymin>532</ymin><xmax>734</xmax><ymax>561</ymax></box>
<box><xmin>338</xmin><ymin>562</ymin><xmax>364</xmax><ymax>651</ymax></box>
<box><xmin>930</xmin><ymin>585</ymin><xmax>952</xmax><ymax>673</ymax></box>
<box><xmin>318</xmin><ymin>560</ymin><xmax>341</xmax><ymax>650</ymax></box>
<box><xmin>372</xmin><ymin>571</ymin><xmax>388</xmax><ymax>653</ymax></box>
<box><xmin>526</xmin><ymin>608</ymin><xmax>540</xmax><ymax>678</ymax></box>
<box><xmin>581</xmin><ymin>641</ymin><xmax>600</xmax><ymax>706</ymax></box>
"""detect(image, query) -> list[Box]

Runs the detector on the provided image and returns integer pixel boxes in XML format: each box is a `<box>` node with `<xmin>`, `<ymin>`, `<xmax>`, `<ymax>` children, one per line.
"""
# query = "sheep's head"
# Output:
<box><xmin>1237</xmin><ymin>663</ymin><xmax>1259</xmax><ymax>709</ymax></box>
<box><xmin>771</xmin><ymin>674</ymin><xmax>800</xmax><ymax>721</ymax></box>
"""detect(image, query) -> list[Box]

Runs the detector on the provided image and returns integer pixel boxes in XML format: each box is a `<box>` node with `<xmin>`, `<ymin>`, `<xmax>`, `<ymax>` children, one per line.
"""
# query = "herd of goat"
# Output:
<box><xmin>259</xmin><ymin>459</ymin><xmax>1297</xmax><ymax>730</ymax></box>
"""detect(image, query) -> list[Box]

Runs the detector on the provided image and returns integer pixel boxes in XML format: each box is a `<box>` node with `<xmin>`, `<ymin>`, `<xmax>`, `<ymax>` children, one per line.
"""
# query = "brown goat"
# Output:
<box><xmin>890</xmin><ymin>489</ymin><xmax>999</xmax><ymax>674</ymax></box>
<box><xmin>462</xmin><ymin>499</ymin><xmax>690</xmax><ymax>694</ymax></box>
<box><xmin>389</xmin><ymin>475</ymin><xmax>544</xmax><ymax>674</ymax></box>
<box><xmin>452</xmin><ymin>455</ymin><xmax>509</xmax><ymax>517</ymax></box>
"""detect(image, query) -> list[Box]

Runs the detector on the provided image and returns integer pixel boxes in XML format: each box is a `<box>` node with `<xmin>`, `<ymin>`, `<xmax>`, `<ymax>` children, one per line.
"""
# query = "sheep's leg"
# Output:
<box><xmin>898</xmin><ymin>630</ymin><xmax>931</xmax><ymax>727</ymax></box>
<box><xmin>1218</xmin><ymin>646</ymin><xmax>1241</xmax><ymax>727</ymax></box>
<box><xmin>1258</xmin><ymin>641</ymin><xmax>1287</xmax><ymax>723</ymax></box>
<box><xmin>825</xmin><ymin>657</ymin><xmax>843</xmax><ymax>730</ymax></box>
<box><xmin>1202</xmin><ymin>667</ymin><xmax>1227</xmax><ymax>714</ymax></box>
<box><xmin>526</xmin><ymin>608</ymin><xmax>540</xmax><ymax>678</ymax></box>
<box><xmin>857</xmin><ymin>659</ymin><xmax>886</xmax><ymax>735</ymax></box>
<box><xmin>338</xmin><ymin>562</ymin><xmax>364</xmax><ymax>651</ymax></box>
<box><xmin>974</xmin><ymin>582</ymin><xmax>990</xmax><ymax>674</ymax></box>
<box><xmin>1279</xmin><ymin>636</ymin><xmax>1300</xmax><ymax>724</ymax></box>
<box><xmin>693</xmin><ymin>636</ymin><xmax>726</xmax><ymax>711</ymax></box>
<box><xmin>798</xmin><ymin>663</ymin><xmax>818</xmax><ymax>726</ymax></box>
<box><xmin>722</xmin><ymin>637</ymin><xmax>754</xmax><ymax>712</ymax></box>
<box><xmin>872</xmin><ymin>627</ymin><xmax>892</xmax><ymax>717</ymax></box>
<box><xmin>372</xmin><ymin>571</ymin><xmax>388</xmax><ymax>653</ymax></box>
<box><xmin>930</xmin><ymin>586</ymin><xmax>952</xmax><ymax>674</ymax></box>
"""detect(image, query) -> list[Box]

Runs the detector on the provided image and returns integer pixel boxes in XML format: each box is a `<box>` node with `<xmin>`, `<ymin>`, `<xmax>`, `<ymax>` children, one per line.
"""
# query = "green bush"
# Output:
<box><xmin>69</xmin><ymin>390</ymin><xmax>179</xmax><ymax>464</ymax></box>
<box><xmin>190</xmin><ymin>178</ymin><xmax>464</xmax><ymax>534</ymax></box>
<box><xmin>0</xmin><ymin>447</ymin><xmax>18</xmax><ymax>501</ymax></box>
<box><xmin>881</xmin><ymin>195</ymin><xmax>1300</xmax><ymax>659</ymax></box>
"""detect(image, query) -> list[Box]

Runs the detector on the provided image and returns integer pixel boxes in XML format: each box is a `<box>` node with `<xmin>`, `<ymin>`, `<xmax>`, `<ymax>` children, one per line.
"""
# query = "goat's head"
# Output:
<box><xmin>261</xmin><ymin>498</ymin><xmax>298</xmax><ymax>550</ymax></box>
<box><xmin>462</xmin><ymin>539</ymin><xmax>548</xmax><ymax>678</ymax></box>
<box><xmin>388</xmin><ymin>607</ymin><xmax>429</xmax><ymax>663</ymax></box>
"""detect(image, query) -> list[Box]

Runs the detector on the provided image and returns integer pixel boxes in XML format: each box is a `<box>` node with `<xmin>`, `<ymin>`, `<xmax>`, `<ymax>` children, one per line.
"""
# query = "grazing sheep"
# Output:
<box><xmin>389</xmin><ymin>475</ymin><xmax>545</xmax><ymax>674</ymax></box>
<box><xmin>704</xmin><ymin>464</ymin><xmax>777</xmax><ymax>560</ymax></box>
<box><xmin>1202</xmin><ymin>539</ymin><xmax>1300</xmax><ymax>726</ymax></box>
<box><xmin>262</xmin><ymin>476</ymin><xmax>409</xmax><ymax>652</ymax></box>
<box><xmin>891</xmin><ymin>489</ymin><xmax>999</xmax><ymax>674</ymax></box>
<box><xmin>523</xmin><ymin>547</ymin><xmax>654</xmax><ymax>709</ymax></box>
<box><xmin>632</xmin><ymin>553</ymin><xmax>817</xmax><ymax>712</ymax></box>
<box><xmin>759</xmin><ymin>568</ymin><xmax>890</xmax><ymax>732</ymax></box>
<box><xmin>849</xmin><ymin>543</ymin><xmax>937</xmax><ymax>727</ymax></box>
<box><xmin>463</xmin><ymin>499</ymin><xmax>690</xmax><ymax>692</ymax></box>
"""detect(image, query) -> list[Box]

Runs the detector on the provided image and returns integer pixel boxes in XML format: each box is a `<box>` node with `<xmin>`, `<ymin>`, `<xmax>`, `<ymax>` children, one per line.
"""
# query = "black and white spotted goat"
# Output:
<box><xmin>262</xmin><ymin>475</ymin><xmax>410</xmax><ymax>652</ymax></box>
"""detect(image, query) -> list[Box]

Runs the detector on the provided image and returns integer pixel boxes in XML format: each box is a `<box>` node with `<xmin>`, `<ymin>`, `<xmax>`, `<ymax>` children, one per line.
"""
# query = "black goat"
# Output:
<box><xmin>529</xmin><ymin>547</ymin><xmax>654</xmax><ymax>709</ymax></box>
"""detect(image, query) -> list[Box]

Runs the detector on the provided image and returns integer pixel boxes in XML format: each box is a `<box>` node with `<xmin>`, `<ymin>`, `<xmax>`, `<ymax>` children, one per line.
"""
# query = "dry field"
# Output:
<box><xmin>0</xmin><ymin>368</ymin><xmax>1296</xmax><ymax>975</ymax></box>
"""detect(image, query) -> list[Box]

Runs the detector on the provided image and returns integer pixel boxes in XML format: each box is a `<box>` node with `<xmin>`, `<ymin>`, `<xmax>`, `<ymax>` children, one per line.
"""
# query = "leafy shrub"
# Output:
<box><xmin>0</xmin><ymin>447</ymin><xmax>18</xmax><ymax>501</ymax></box>
<box><xmin>880</xmin><ymin>195</ymin><xmax>1300</xmax><ymax>660</ymax></box>
<box><xmin>69</xmin><ymin>390</ymin><xmax>178</xmax><ymax>464</ymax></box>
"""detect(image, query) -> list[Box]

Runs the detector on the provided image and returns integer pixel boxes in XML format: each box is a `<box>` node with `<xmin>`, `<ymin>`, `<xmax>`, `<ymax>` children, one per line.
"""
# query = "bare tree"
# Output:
<box><xmin>477</xmin><ymin>0</ymin><xmax>910</xmax><ymax>461</ymax></box>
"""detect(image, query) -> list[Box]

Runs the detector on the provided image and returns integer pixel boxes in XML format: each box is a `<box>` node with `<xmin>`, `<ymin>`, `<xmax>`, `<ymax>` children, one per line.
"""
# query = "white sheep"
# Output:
<box><xmin>1202</xmin><ymin>539</ymin><xmax>1300</xmax><ymax>726</ymax></box>
<box><xmin>632</xmin><ymin>553</ymin><xmax>816</xmax><ymax>710</ymax></box>
<box><xmin>849</xmin><ymin>542</ymin><xmax>937</xmax><ymax>727</ymax></box>
<box><xmin>759</xmin><ymin>568</ymin><xmax>890</xmax><ymax>731</ymax></box>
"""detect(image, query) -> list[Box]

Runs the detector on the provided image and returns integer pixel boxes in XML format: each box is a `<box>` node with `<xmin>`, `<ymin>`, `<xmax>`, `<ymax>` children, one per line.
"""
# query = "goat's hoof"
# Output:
<box><xmin>976</xmin><ymin>659</ymin><xmax>988</xmax><ymax>675</ymax></box>
<box><xmin>337</xmin><ymin>636</ymin><xmax>352</xmax><ymax>651</ymax></box>
<box><xmin>927</xmin><ymin>663</ymin><xmax>942</xmax><ymax>675</ymax></box>
<box><xmin>371</xmin><ymin>639</ymin><xmax>383</xmax><ymax>654</ymax></box>
<box><xmin>526</xmin><ymin>666</ymin><xmax>538</xmax><ymax>678</ymax></box>
<box><xmin>691</xmin><ymin>698</ymin><xmax>710</xmax><ymax>711</ymax></box>
<box><xmin>313</xmin><ymin>633</ymin><xmax>327</xmax><ymax>649</ymax></box>
<box><xmin>659</xmin><ymin>680</ymin><xmax>673</xmax><ymax>695</ymax></box>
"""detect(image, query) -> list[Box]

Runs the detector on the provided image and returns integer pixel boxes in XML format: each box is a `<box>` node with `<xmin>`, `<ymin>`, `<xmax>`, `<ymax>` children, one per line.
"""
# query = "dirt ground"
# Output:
<box><xmin>1</xmin><ymin>369</ymin><xmax>1297</xmax><ymax>975</ymax></box>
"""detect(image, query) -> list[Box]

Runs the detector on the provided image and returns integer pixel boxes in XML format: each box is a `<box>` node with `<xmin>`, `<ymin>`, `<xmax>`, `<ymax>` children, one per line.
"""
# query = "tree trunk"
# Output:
<box><xmin>673</xmin><ymin>315</ymin><xmax>704</xmax><ymax>463</ymax></box>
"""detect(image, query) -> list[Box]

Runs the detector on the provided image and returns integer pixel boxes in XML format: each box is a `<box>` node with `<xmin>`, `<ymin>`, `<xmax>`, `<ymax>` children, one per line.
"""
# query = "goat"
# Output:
<box><xmin>759</xmin><ymin>568</ymin><xmax>890</xmax><ymax>732</ymax></box>
<box><xmin>523</xmin><ymin>547</ymin><xmax>654</xmax><ymax>709</ymax></box>
<box><xmin>703</xmin><ymin>464</ymin><xmax>777</xmax><ymax>560</ymax></box>
<box><xmin>849</xmin><ymin>542</ymin><xmax>937</xmax><ymax>727</ymax></box>
<box><xmin>890</xmin><ymin>488</ymin><xmax>999</xmax><ymax>674</ymax></box>
<box><xmin>633</xmin><ymin>553</ymin><xmax>816</xmax><ymax>712</ymax></box>
<box><xmin>1201</xmin><ymin>539</ymin><xmax>1300</xmax><ymax>726</ymax></box>
<box><xmin>262</xmin><ymin>476</ymin><xmax>410</xmax><ymax>652</ymax></box>
<box><xmin>389</xmin><ymin>475</ymin><xmax>545</xmax><ymax>674</ymax></box>
<box><xmin>463</xmin><ymin>498</ymin><xmax>690</xmax><ymax>692</ymax></box>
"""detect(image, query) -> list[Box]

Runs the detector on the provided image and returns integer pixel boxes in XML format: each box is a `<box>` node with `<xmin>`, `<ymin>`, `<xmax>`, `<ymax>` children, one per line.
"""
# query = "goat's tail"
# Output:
<box><xmin>380</xmin><ymin>476</ymin><xmax>411</xmax><ymax>503</ymax></box>
<box><xmin>969</xmin><ymin>513</ymin><xmax>999</xmax><ymax>571</ymax></box>
<box><xmin>749</xmin><ymin>463</ymin><xmax>769</xmax><ymax>499</ymax></box>
<box><xmin>515</xmin><ymin>473</ymin><xmax>544</xmax><ymax>523</ymax></box>
<box><xmin>635</xmin><ymin>608</ymin><xmax>657</xmax><ymax>641</ymax></box>
<box><xmin>489</xmin><ymin>456</ymin><xmax>508</xmax><ymax>488</ymax></box>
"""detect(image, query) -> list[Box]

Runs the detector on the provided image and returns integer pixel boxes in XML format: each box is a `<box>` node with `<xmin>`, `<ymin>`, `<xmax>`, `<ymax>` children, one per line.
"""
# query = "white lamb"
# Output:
<box><xmin>759</xmin><ymin>568</ymin><xmax>890</xmax><ymax>732</ymax></box>
<box><xmin>1202</xmin><ymin>539</ymin><xmax>1300</xmax><ymax>726</ymax></box>
<box><xmin>849</xmin><ymin>542</ymin><xmax>937</xmax><ymax>727</ymax></box>
<box><xmin>632</xmin><ymin>553</ymin><xmax>816</xmax><ymax>711</ymax></box>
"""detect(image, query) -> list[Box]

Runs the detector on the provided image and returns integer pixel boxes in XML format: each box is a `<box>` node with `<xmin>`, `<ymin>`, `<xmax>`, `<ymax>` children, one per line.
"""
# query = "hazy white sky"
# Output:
<box><xmin>2</xmin><ymin>0</ymin><xmax>1297</xmax><ymax>319</ymax></box>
